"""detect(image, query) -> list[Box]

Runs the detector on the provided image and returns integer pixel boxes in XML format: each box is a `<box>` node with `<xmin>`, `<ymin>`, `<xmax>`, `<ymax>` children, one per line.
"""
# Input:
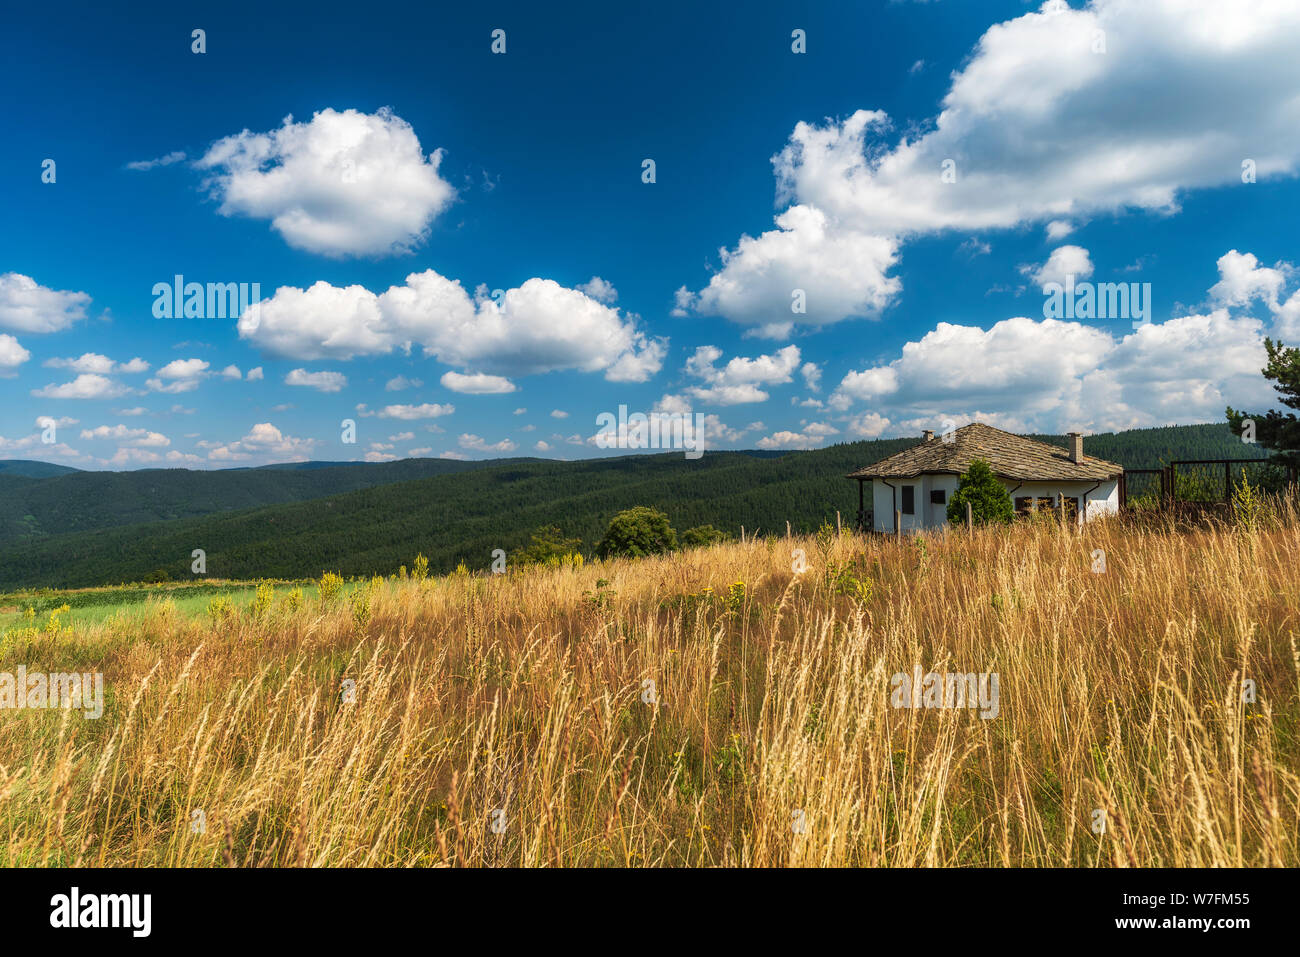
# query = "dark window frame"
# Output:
<box><xmin>901</xmin><ymin>485</ymin><xmax>915</xmax><ymax>515</ymax></box>
<box><xmin>930</xmin><ymin>489</ymin><xmax>946</xmax><ymax>505</ymax></box>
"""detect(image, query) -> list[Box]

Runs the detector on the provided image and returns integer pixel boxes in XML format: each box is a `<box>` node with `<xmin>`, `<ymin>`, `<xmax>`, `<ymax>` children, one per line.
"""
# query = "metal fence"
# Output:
<box><xmin>1121</xmin><ymin>459</ymin><xmax>1296</xmax><ymax>508</ymax></box>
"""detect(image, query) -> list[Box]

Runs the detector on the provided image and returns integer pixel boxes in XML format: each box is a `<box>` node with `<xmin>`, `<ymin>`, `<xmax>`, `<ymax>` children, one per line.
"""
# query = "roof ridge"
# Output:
<box><xmin>846</xmin><ymin>422</ymin><xmax>1123</xmax><ymax>482</ymax></box>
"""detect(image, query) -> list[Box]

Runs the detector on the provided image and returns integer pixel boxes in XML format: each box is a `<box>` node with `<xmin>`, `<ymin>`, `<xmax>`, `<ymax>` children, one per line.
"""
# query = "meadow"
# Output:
<box><xmin>1</xmin><ymin>505</ymin><xmax>1298</xmax><ymax>867</ymax></box>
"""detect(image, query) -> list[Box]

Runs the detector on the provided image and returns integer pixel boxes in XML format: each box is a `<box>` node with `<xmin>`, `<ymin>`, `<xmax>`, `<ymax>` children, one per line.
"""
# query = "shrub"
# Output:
<box><xmin>595</xmin><ymin>507</ymin><xmax>677</xmax><ymax>559</ymax></box>
<box><xmin>511</xmin><ymin>526</ymin><xmax>584</xmax><ymax>566</ymax></box>
<box><xmin>412</xmin><ymin>553</ymin><xmax>429</xmax><ymax>581</ymax></box>
<box><xmin>206</xmin><ymin>596</ymin><xmax>235</xmax><ymax>623</ymax></box>
<box><xmin>351</xmin><ymin>588</ymin><xmax>372</xmax><ymax>628</ymax></box>
<box><xmin>681</xmin><ymin>524</ymin><xmax>728</xmax><ymax>548</ymax></box>
<box><xmin>947</xmin><ymin>459</ymin><xmax>1014</xmax><ymax>526</ymax></box>
<box><xmin>282</xmin><ymin>587</ymin><xmax>304</xmax><ymax>613</ymax></box>
<box><xmin>248</xmin><ymin>581</ymin><xmax>275</xmax><ymax>620</ymax></box>
<box><xmin>318</xmin><ymin>572</ymin><xmax>345</xmax><ymax>603</ymax></box>
<box><xmin>1232</xmin><ymin>468</ymin><xmax>1266</xmax><ymax>531</ymax></box>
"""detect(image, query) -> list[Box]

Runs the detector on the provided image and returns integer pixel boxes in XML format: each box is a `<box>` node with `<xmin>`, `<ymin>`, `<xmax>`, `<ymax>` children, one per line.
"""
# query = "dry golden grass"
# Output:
<box><xmin>2</xmin><ymin>507</ymin><xmax>1299</xmax><ymax>867</ymax></box>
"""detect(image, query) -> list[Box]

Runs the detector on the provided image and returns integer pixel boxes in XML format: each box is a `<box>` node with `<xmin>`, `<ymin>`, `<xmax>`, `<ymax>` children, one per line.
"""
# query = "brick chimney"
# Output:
<box><xmin>1068</xmin><ymin>431</ymin><xmax>1083</xmax><ymax>463</ymax></box>
<box><xmin>923</xmin><ymin>429</ymin><xmax>934</xmax><ymax>442</ymax></box>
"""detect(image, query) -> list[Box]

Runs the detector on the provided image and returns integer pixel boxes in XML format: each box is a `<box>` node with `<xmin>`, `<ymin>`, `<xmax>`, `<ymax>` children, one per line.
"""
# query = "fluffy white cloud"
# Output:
<box><xmin>440</xmin><ymin>371</ymin><xmax>516</xmax><ymax>394</ymax></box>
<box><xmin>385</xmin><ymin>374</ymin><xmax>423</xmax><ymax>391</ymax></box>
<box><xmin>195</xmin><ymin>107</ymin><xmax>455</xmax><ymax>257</ymax></box>
<box><xmin>376</xmin><ymin>402</ymin><xmax>454</xmax><ymax>420</ymax></box>
<box><xmin>690</xmin><ymin>206</ymin><xmax>901</xmax><ymax>337</ymax></box>
<box><xmin>31</xmin><ymin>374</ymin><xmax>131</xmax><ymax>399</ymax></box>
<box><xmin>147</xmin><ymin>358</ymin><xmax>210</xmax><ymax>394</ymax></box>
<box><xmin>0</xmin><ymin>333</ymin><xmax>30</xmax><ymax>370</ymax></box>
<box><xmin>45</xmin><ymin>353</ymin><xmax>149</xmax><ymax>375</ymax></box>
<box><xmin>285</xmin><ymin>368</ymin><xmax>347</xmax><ymax>392</ymax></box>
<box><xmin>683</xmin><ymin>0</ymin><xmax>1300</xmax><ymax>332</ymax></box>
<box><xmin>1209</xmin><ymin>249</ymin><xmax>1289</xmax><ymax>309</ymax></box>
<box><xmin>219</xmin><ymin>365</ymin><xmax>243</xmax><ymax>380</ymax></box>
<box><xmin>458</xmin><ymin>433</ymin><xmax>517</xmax><ymax>453</ymax></box>
<box><xmin>240</xmin><ymin>271</ymin><xmax>665</xmax><ymax>382</ymax></box>
<box><xmin>577</xmin><ymin>276</ymin><xmax>618</xmax><ymax>303</ymax></box>
<box><xmin>0</xmin><ymin>274</ymin><xmax>91</xmax><ymax>333</ymax></box>
<box><xmin>1206</xmin><ymin>249</ymin><xmax>1300</xmax><ymax>338</ymax></box>
<box><xmin>246</xmin><ymin>366</ymin><xmax>264</xmax><ymax>381</ymax></box>
<box><xmin>757</xmin><ymin>427</ymin><xmax>833</xmax><ymax>450</ymax></box>
<box><xmin>846</xmin><ymin>412</ymin><xmax>892</xmax><ymax>438</ymax></box>
<box><xmin>1022</xmin><ymin>245</ymin><xmax>1094</xmax><ymax>287</ymax></box>
<box><xmin>80</xmin><ymin>424</ymin><xmax>169</xmax><ymax>447</ymax></box>
<box><xmin>206</xmin><ymin>422</ymin><xmax>319</xmax><ymax>463</ymax></box>
<box><xmin>681</xmin><ymin>344</ymin><xmax>802</xmax><ymax>405</ymax></box>
<box><xmin>831</xmin><ymin>310</ymin><xmax>1272</xmax><ymax>434</ymax></box>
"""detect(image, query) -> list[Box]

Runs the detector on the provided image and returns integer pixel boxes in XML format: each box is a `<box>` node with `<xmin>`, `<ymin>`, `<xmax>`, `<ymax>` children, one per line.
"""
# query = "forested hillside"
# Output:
<box><xmin>0</xmin><ymin>460</ymin><xmax>81</xmax><ymax>478</ymax></box>
<box><xmin>0</xmin><ymin>423</ymin><xmax>1266</xmax><ymax>590</ymax></box>
<box><xmin>0</xmin><ymin>456</ymin><xmax>505</xmax><ymax>545</ymax></box>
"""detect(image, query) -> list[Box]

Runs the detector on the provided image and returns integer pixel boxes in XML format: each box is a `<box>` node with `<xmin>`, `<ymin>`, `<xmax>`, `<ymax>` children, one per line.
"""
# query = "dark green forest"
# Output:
<box><xmin>0</xmin><ymin>456</ymin><xmax>501</xmax><ymax>544</ymax></box>
<box><xmin>0</xmin><ymin>423</ymin><xmax>1269</xmax><ymax>590</ymax></box>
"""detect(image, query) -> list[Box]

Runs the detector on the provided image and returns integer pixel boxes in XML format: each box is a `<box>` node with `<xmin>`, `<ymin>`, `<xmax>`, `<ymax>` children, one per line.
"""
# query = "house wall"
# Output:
<box><xmin>871</xmin><ymin>475</ymin><xmax>960</xmax><ymax>532</ymax></box>
<box><xmin>1007</xmin><ymin>479</ymin><xmax>1119</xmax><ymax>524</ymax></box>
<box><xmin>872</xmin><ymin>476</ymin><xmax>1119</xmax><ymax>530</ymax></box>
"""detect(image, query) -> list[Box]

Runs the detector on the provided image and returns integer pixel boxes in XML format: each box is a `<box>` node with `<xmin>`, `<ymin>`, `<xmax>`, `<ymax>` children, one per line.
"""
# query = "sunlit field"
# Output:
<box><xmin>2</xmin><ymin>505</ymin><xmax>1298</xmax><ymax>867</ymax></box>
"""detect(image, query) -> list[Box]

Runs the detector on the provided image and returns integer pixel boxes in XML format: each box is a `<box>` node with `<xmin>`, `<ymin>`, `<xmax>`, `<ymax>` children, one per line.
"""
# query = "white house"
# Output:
<box><xmin>847</xmin><ymin>423</ymin><xmax>1123</xmax><ymax>532</ymax></box>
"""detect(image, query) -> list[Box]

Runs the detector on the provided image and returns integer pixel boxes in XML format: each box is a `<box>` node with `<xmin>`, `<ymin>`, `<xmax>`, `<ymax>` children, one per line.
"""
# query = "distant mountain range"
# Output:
<box><xmin>0</xmin><ymin>460</ymin><xmax>82</xmax><ymax>478</ymax></box>
<box><xmin>0</xmin><ymin>424</ymin><xmax>1268</xmax><ymax>590</ymax></box>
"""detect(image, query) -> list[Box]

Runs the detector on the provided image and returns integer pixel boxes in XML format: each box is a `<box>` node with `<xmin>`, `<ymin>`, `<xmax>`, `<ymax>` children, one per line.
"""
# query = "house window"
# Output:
<box><xmin>930</xmin><ymin>489</ymin><xmax>946</xmax><ymax>505</ymax></box>
<box><xmin>901</xmin><ymin>486</ymin><xmax>915</xmax><ymax>515</ymax></box>
<box><xmin>1015</xmin><ymin>495</ymin><xmax>1079</xmax><ymax>519</ymax></box>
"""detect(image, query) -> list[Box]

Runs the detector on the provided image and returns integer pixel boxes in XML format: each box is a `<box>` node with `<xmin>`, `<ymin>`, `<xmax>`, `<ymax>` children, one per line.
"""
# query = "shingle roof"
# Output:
<box><xmin>846</xmin><ymin>423</ymin><xmax>1122</xmax><ymax>482</ymax></box>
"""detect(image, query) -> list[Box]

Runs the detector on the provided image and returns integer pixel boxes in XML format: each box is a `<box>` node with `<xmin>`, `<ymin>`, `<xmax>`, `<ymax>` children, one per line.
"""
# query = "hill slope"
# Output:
<box><xmin>0</xmin><ymin>460</ymin><xmax>81</xmax><ymax>478</ymax></box>
<box><xmin>0</xmin><ymin>456</ymin><xmax>517</xmax><ymax>545</ymax></box>
<box><xmin>0</xmin><ymin>424</ymin><xmax>1267</xmax><ymax>590</ymax></box>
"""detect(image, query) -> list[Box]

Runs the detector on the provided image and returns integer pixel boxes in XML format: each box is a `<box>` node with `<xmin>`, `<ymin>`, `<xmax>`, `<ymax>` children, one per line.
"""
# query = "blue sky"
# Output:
<box><xmin>3</xmin><ymin>0</ymin><xmax>1300</xmax><ymax>468</ymax></box>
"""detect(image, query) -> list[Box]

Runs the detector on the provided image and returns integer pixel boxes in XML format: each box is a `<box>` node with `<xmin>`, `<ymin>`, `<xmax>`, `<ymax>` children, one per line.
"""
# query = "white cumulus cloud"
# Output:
<box><xmin>195</xmin><ymin>107</ymin><xmax>455</xmax><ymax>258</ymax></box>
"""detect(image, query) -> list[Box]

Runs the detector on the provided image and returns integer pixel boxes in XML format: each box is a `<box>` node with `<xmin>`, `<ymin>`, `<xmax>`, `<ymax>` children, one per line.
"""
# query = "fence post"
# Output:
<box><xmin>966</xmin><ymin>501</ymin><xmax>973</xmax><ymax>532</ymax></box>
<box><xmin>786</xmin><ymin>520</ymin><xmax>791</xmax><ymax>538</ymax></box>
<box><xmin>895</xmin><ymin>510</ymin><xmax>902</xmax><ymax>539</ymax></box>
<box><xmin>836</xmin><ymin>511</ymin><xmax>842</xmax><ymax>535</ymax></box>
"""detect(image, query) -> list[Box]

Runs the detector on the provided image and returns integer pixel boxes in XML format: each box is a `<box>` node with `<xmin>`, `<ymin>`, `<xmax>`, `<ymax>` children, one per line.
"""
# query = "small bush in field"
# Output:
<box><xmin>282</xmin><ymin>587</ymin><xmax>304</xmax><ymax>613</ymax></box>
<box><xmin>318</xmin><ymin>572</ymin><xmax>345</xmax><ymax>603</ymax></box>
<box><xmin>596</xmin><ymin>507</ymin><xmax>677</xmax><ymax>559</ymax></box>
<box><xmin>948</xmin><ymin>459</ymin><xmax>1014</xmax><ymax>526</ymax></box>
<box><xmin>248</xmin><ymin>582</ymin><xmax>275</xmax><ymax>620</ymax></box>
<box><xmin>206</xmin><ymin>596</ymin><xmax>235</xmax><ymax>623</ymax></box>
<box><xmin>681</xmin><ymin>524</ymin><xmax>727</xmax><ymax>548</ymax></box>
<box><xmin>351</xmin><ymin>588</ymin><xmax>372</xmax><ymax>629</ymax></box>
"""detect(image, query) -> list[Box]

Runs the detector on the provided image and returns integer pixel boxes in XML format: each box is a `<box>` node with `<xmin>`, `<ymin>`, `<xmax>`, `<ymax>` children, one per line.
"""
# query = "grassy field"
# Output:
<box><xmin>1</xmin><ymin>505</ymin><xmax>1298</xmax><ymax>867</ymax></box>
<box><xmin>0</xmin><ymin>581</ymin><xmax>318</xmax><ymax>635</ymax></box>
